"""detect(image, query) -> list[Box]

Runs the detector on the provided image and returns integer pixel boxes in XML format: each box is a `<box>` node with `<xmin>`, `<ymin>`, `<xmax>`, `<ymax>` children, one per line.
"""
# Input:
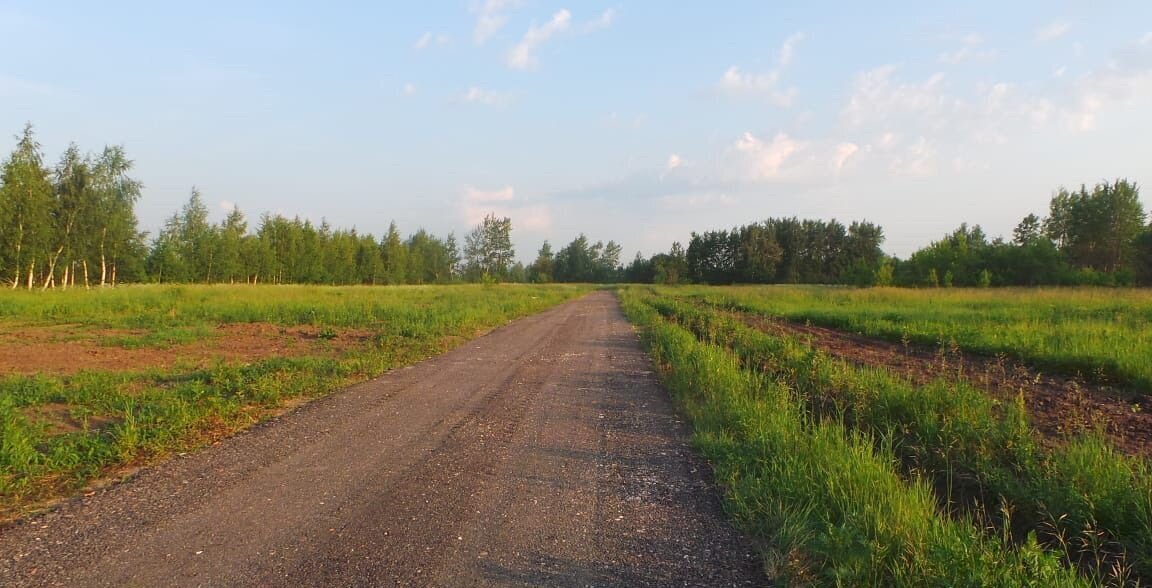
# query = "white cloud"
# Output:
<box><xmin>889</xmin><ymin>137</ymin><xmax>936</xmax><ymax>176</ymax></box>
<box><xmin>461</xmin><ymin>85</ymin><xmax>512</xmax><ymax>106</ymax></box>
<box><xmin>464</xmin><ymin>185</ymin><xmax>515</xmax><ymax>203</ymax></box>
<box><xmin>507</xmin><ymin>9</ymin><xmax>571</xmax><ymax>70</ymax></box>
<box><xmin>461</xmin><ymin>184</ymin><xmax>551</xmax><ymax>231</ymax></box>
<box><xmin>719</xmin><ymin>66</ymin><xmax>797</xmax><ymax>107</ymax></box>
<box><xmin>472</xmin><ymin>0</ymin><xmax>522</xmax><ymax>44</ymax></box>
<box><xmin>666</xmin><ymin>154</ymin><xmax>683</xmax><ymax>171</ymax></box>
<box><xmin>732</xmin><ymin>132</ymin><xmax>800</xmax><ymax>180</ymax></box>
<box><xmin>1036</xmin><ymin>21</ymin><xmax>1071</xmax><ymax>42</ymax></box>
<box><xmin>583</xmin><ymin>9</ymin><xmax>616</xmax><ymax>33</ymax></box>
<box><xmin>718</xmin><ymin>33</ymin><xmax>804</xmax><ymax>106</ymax></box>
<box><xmin>831</xmin><ymin>142</ymin><xmax>859</xmax><ymax>174</ymax></box>
<box><xmin>779</xmin><ymin>32</ymin><xmax>805</xmax><ymax>66</ymax></box>
<box><xmin>219</xmin><ymin>200</ymin><xmax>236</xmax><ymax>212</ymax></box>
<box><xmin>1058</xmin><ymin>33</ymin><xmax>1152</xmax><ymax>131</ymax></box>
<box><xmin>842</xmin><ymin>65</ymin><xmax>952</xmax><ymax>129</ymax></box>
<box><xmin>402</xmin><ymin>82</ymin><xmax>417</xmax><ymax>96</ymax></box>
<box><xmin>414</xmin><ymin>32</ymin><xmax>450</xmax><ymax>50</ymax></box>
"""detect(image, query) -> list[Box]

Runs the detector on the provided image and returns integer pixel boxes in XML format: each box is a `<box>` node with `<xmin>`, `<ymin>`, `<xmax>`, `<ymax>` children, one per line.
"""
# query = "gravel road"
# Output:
<box><xmin>0</xmin><ymin>291</ymin><xmax>766</xmax><ymax>587</ymax></box>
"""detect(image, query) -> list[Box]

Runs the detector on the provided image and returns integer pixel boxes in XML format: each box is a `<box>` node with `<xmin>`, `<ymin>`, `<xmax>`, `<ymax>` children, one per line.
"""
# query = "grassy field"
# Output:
<box><xmin>620</xmin><ymin>285</ymin><xmax>1152</xmax><ymax>586</ymax></box>
<box><xmin>684</xmin><ymin>286</ymin><xmax>1152</xmax><ymax>391</ymax></box>
<box><xmin>0</xmin><ymin>283</ymin><xmax>589</xmax><ymax>518</ymax></box>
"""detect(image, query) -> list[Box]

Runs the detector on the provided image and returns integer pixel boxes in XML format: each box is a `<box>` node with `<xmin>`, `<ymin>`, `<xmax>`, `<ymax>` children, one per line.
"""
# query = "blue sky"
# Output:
<box><xmin>2</xmin><ymin>1</ymin><xmax>1151</xmax><ymax>260</ymax></box>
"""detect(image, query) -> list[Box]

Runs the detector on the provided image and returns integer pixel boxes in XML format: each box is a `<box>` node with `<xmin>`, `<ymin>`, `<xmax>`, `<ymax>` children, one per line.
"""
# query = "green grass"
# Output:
<box><xmin>638</xmin><ymin>291</ymin><xmax>1152</xmax><ymax>582</ymax></box>
<box><xmin>619</xmin><ymin>287</ymin><xmax>1089</xmax><ymax>586</ymax></box>
<box><xmin>679</xmin><ymin>285</ymin><xmax>1152</xmax><ymax>391</ymax></box>
<box><xmin>0</xmin><ymin>283</ymin><xmax>589</xmax><ymax>517</ymax></box>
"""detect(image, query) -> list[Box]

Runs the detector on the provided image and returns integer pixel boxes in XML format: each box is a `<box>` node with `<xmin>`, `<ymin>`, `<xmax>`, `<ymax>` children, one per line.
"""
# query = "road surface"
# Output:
<box><xmin>0</xmin><ymin>291</ymin><xmax>765</xmax><ymax>587</ymax></box>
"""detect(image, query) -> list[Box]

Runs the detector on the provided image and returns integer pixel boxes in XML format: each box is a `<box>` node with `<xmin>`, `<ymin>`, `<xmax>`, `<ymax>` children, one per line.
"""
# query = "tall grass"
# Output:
<box><xmin>619</xmin><ymin>287</ymin><xmax>1087</xmax><ymax>586</ymax></box>
<box><xmin>641</xmin><ymin>292</ymin><xmax>1152</xmax><ymax>582</ymax></box>
<box><xmin>0</xmin><ymin>284</ymin><xmax>588</xmax><ymax>517</ymax></box>
<box><xmin>681</xmin><ymin>286</ymin><xmax>1152</xmax><ymax>390</ymax></box>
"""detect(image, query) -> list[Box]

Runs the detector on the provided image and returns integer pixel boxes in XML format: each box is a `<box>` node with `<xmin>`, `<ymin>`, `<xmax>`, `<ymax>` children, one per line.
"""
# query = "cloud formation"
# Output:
<box><xmin>732</xmin><ymin>132</ymin><xmax>800</xmax><ymax>180</ymax></box>
<box><xmin>461</xmin><ymin>85</ymin><xmax>512</xmax><ymax>106</ymax></box>
<box><xmin>719</xmin><ymin>67</ymin><xmax>797</xmax><ymax>107</ymax></box>
<box><xmin>472</xmin><ymin>0</ymin><xmax>521</xmax><ymax>45</ymax></box>
<box><xmin>413</xmin><ymin>32</ymin><xmax>450</xmax><ymax>50</ymax></box>
<box><xmin>461</xmin><ymin>184</ymin><xmax>551</xmax><ymax>231</ymax></box>
<box><xmin>507</xmin><ymin>9</ymin><xmax>572</xmax><ymax>70</ymax></box>
<box><xmin>718</xmin><ymin>32</ymin><xmax>803</xmax><ymax>106</ymax></box>
<box><xmin>1035</xmin><ymin>21</ymin><xmax>1071</xmax><ymax>42</ymax></box>
<box><xmin>778</xmin><ymin>32</ymin><xmax>805</xmax><ymax>66</ymax></box>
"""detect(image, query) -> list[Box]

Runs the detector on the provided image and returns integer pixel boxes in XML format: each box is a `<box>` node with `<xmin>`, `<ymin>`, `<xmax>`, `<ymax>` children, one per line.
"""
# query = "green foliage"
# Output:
<box><xmin>978</xmin><ymin>269</ymin><xmax>992</xmax><ymax>288</ymax></box>
<box><xmin>463</xmin><ymin>213</ymin><xmax>514</xmax><ymax>282</ymax></box>
<box><xmin>551</xmin><ymin>234</ymin><xmax>622</xmax><ymax>283</ymax></box>
<box><xmin>635</xmin><ymin>217</ymin><xmax>885</xmax><ymax>285</ymax></box>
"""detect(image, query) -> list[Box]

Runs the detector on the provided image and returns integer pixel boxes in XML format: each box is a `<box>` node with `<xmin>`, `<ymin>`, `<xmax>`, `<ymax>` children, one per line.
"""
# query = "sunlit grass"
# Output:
<box><xmin>619</xmin><ymin>287</ymin><xmax>1090</xmax><ymax>586</ymax></box>
<box><xmin>635</xmin><ymin>290</ymin><xmax>1152</xmax><ymax>582</ymax></box>
<box><xmin>670</xmin><ymin>285</ymin><xmax>1152</xmax><ymax>391</ymax></box>
<box><xmin>0</xmin><ymin>283</ymin><xmax>589</xmax><ymax>517</ymax></box>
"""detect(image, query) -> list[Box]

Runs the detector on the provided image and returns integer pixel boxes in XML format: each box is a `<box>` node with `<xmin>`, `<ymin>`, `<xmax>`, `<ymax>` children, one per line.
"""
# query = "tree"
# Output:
<box><xmin>1046</xmin><ymin>180</ymin><xmax>1145</xmax><ymax>273</ymax></box>
<box><xmin>88</xmin><ymin>145</ymin><xmax>144</xmax><ymax>286</ymax></box>
<box><xmin>463</xmin><ymin>213</ymin><xmax>513</xmax><ymax>281</ymax></box>
<box><xmin>380</xmin><ymin>221</ymin><xmax>407</xmax><ymax>284</ymax></box>
<box><xmin>179</xmin><ymin>188</ymin><xmax>214</xmax><ymax>282</ymax></box>
<box><xmin>44</xmin><ymin>144</ymin><xmax>92</xmax><ymax>288</ymax></box>
<box><xmin>652</xmin><ymin>242</ymin><xmax>688</xmax><ymax>284</ymax></box>
<box><xmin>0</xmin><ymin>124</ymin><xmax>54</xmax><ymax>289</ymax></box>
<box><xmin>528</xmin><ymin>241</ymin><xmax>554</xmax><ymax>283</ymax></box>
<box><xmin>597</xmin><ymin>240</ymin><xmax>622</xmax><ymax>282</ymax></box>
<box><xmin>1013</xmin><ymin>213</ymin><xmax>1043</xmax><ymax>245</ymax></box>
<box><xmin>217</xmin><ymin>206</ymin><xmax>248</xmax><ymax>283</ymax></box>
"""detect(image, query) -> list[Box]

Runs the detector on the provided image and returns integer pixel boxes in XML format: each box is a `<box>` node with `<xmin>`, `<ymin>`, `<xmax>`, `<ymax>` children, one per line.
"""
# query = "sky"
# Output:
<box><xmin>2</xmin><ymin>1</ymin><xmax>1151</xmax><ymax>261</ymax></box>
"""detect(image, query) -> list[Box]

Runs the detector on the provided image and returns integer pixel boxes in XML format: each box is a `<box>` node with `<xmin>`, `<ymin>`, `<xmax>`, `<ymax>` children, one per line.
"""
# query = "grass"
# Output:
<box><xmin>619</xmin><ymin>286</ymin><xmax>1091</xmax><ymax>586</ymax></box>
<box><xmin>681</xmin><ymin>285</ymin><xmax>1152</xmax><ymax>391</ymax></box>
<box><xmin>0</xmin><ymin>283</ymin><xmax>589</xmax><ymax>518</ymax></box>
<box><xmin>638</xmin><ymin>291</ymin><xmax>1152</xmax><ymax>582</ymax></box>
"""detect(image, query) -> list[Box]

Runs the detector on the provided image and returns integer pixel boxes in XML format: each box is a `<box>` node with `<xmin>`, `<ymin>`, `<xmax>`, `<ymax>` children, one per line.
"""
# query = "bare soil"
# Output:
<box><xmin>742</xmin><ymin>316</ymin><xmax>1152</xmax><ymax>457</ymax></box>
<box><xmin>0</xmin><ymin>292</ymin><xmax>766</xmax><ymax>587</ymax></box>
<box><xmin>0</xmin><ymin>323</ymin><xmax>376</xmax><ymax>375</ymax></box>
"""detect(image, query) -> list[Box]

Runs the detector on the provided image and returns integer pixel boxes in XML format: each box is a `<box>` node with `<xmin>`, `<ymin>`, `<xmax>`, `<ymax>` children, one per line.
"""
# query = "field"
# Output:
<box><xmin>619</xmin><ymin>285</ymin><xmax>1152</xmax><ymax>587</ymax></box>
<box><xmin>0</xmin><ymin>283</ymin><xmax>589</xmax><ymax>518</ymax></box>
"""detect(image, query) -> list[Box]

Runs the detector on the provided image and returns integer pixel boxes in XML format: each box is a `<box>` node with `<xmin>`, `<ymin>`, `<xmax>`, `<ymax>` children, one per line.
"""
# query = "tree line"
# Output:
<box><xmin>893</xmin><ymin>179</ymin><xmax>1151</xmax><ymax>287</ymax></box>
<box><xmin>621</xmin><ymin>179</ymin><xmax>1149</xmax><ymax>287</ymax></box>
<box><xmin>621</xmin><ymin>218</ymin><xmax>887</xmax><ymax>286</ymax></box>
<box><xmin>3</xmin><ymin>125</ymin><xmax>1150</xmax><ymax>288</ymax></box>
<box><xmin>0</xmin><ymin>126</ymin><xmax>527</xmax><ymax>288</ymax></box>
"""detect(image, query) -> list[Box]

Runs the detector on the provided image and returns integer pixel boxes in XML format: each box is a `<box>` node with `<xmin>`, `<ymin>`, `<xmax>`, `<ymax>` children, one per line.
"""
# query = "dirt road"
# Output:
<box><xmin>0</xmin><ymin>292</ymin><xmax>765</xmax><ymax>587</ymax></box>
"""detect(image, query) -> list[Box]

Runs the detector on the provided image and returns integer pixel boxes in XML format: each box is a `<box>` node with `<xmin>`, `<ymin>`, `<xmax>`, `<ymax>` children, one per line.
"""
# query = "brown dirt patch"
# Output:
<box><xmin>20</xmin><ymin>404</ymin><xmax>121</xmax><ymax>436</ymax></box>
<box><xmin>742</xmin><ymin>315</ymin><xmax>1152</xmax><ymax>458</ymax></box>
<box><xmin>0</xmin><ymin>323</ymin><xmax>376</xmax><ymax>376</ymax></box>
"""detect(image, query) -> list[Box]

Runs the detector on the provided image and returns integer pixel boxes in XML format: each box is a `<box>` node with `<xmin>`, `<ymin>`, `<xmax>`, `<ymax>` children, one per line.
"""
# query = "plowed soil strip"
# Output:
<box><xmin>738</xmin><ymin>314</ymin><xmax>1152</xmax><ymax>458</ymax></box>
<box><xmin>0</xmin><ymin>292</ymin><xmax>764</xmax><ymax>588</ymax></box>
